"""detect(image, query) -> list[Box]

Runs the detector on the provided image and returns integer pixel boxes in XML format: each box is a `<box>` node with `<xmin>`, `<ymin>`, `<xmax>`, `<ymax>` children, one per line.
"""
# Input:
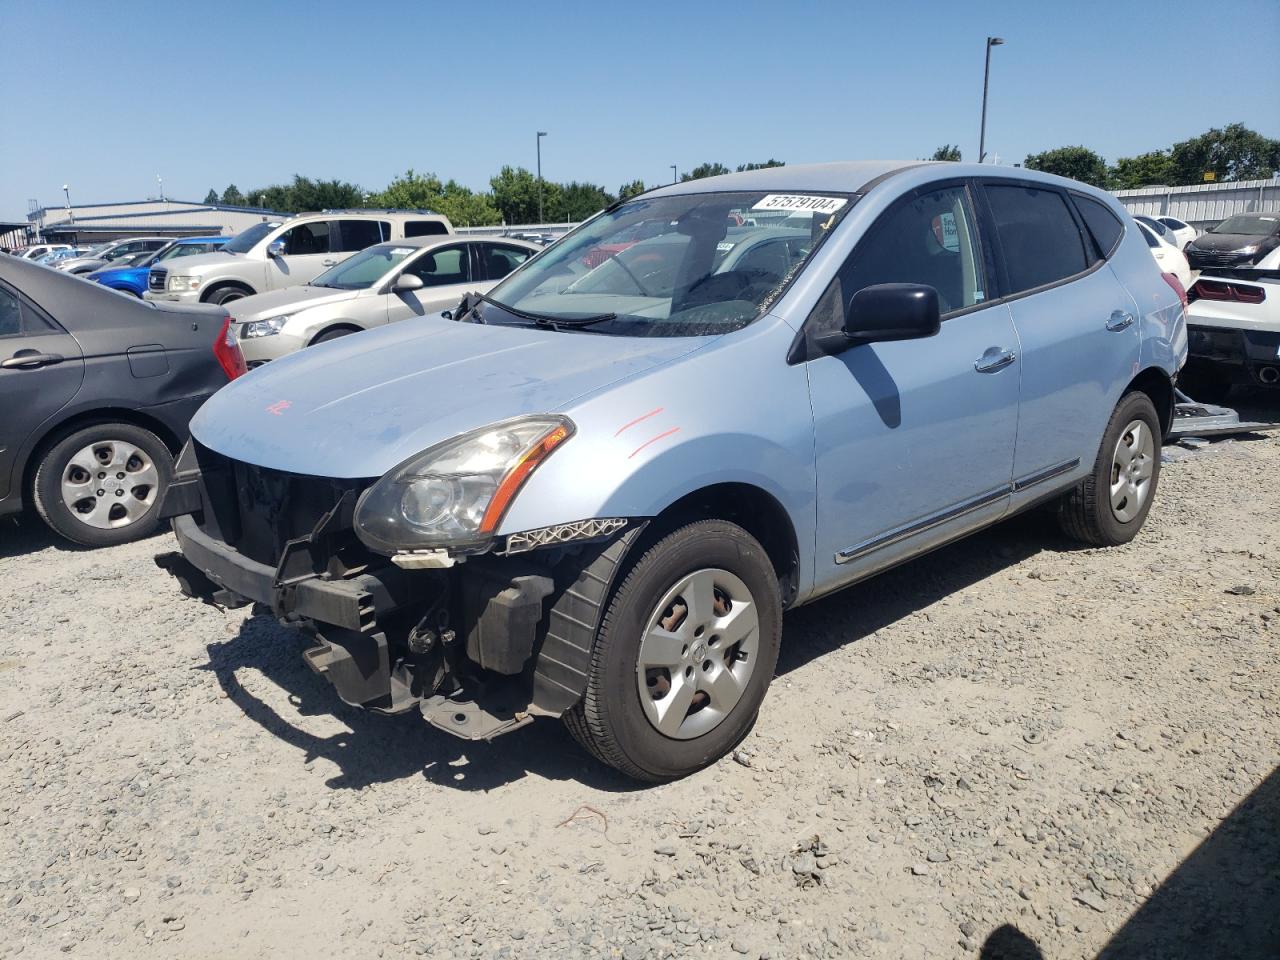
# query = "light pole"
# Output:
<box><xmin>62</xmin><ymin>184</ymin><xmax>74</xmax><ymax>224</ymax></box>
<box><xmin>536</xmin><ymin>131</ymin><xmax>547</xmax><ymax>223</ymax></box>
<box><xmin>671</xmin><ymin>164</ymin><xmax>677</xmax><ymax>184</ymax></box>
<box><xmin>978</xmin><ymin>36</ymin><xmax>1004</xmax><ymax>164</ymax></box>
<box><xmin>157</xmin><ymin>174</ymin><xmax>165</xmax><ymax>202</ymax></box>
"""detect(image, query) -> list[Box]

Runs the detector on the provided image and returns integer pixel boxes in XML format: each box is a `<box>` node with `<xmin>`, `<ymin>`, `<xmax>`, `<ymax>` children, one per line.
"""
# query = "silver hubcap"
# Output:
<box><xmin>1110</xmin><ymin>419</ymin><xmax>1154</xmax><ymax>523</ymax></box>
<box><xmin>60</xmin><ymin>440</ymin><xmax>159</xmax><ymax>529</ymax></box>
<box><xmin>635</xmin><ymin>567</ymin><xmax>759</xmax><ymax>740</ymax></box>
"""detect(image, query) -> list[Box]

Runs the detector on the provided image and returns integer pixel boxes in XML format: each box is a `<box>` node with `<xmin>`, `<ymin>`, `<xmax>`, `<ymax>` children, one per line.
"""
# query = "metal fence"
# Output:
<box><xmin>1112</xmin><ymin>178</ymin><xmax>1280</xmax><ymax>229</ymax></box>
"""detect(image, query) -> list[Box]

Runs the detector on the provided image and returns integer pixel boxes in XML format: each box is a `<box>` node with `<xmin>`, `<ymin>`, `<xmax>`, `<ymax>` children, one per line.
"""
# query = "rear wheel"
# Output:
<box><xmin>564</xmin><ymin>520</ymin><xmax>782</xmax><ymax>781</ymax></box>
<box><xmin>1057</xmin><ymin>392</ymin><xmax>1161</xmax><ymax>547</ymax></box>
<box><xmin>31</xmin><ymin>423</ymin><xmax>173</xmax><ymax>547</ymax></box>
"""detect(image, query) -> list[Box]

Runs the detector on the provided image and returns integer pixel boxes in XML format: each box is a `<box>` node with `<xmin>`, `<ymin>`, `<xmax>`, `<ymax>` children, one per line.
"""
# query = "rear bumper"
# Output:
<box><xmin>1186</xmin><ymin>323</ymin><xmax>1280</xmax><ymax>385</ymax></box>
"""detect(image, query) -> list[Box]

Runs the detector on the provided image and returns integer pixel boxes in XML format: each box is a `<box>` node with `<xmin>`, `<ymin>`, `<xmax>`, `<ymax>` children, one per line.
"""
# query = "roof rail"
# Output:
<box><xmin>295</xmin><ymin>208</ymin><xmax>444</xmax><ymax>216</ymax></box>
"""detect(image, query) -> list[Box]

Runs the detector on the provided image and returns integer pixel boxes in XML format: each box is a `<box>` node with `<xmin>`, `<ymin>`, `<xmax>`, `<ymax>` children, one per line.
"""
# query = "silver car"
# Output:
<box><xmin>56</xmin><ymin>237</ymin><xmax>170</xmax><ymax>274</ymax></box>
<box><xmin>229</xmin><ymin>236</ymin><xmax>539</xmax><ymax>365</ymax></box>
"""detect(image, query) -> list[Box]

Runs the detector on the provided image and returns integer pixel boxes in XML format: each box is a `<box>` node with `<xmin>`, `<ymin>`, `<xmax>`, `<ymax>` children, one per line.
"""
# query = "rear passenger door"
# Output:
<box><xmin>977</xmin><ymin>180</ymin><xmax>1141</xmax><ymax>497</ymax></box>
<box><xmin>475</xmin><ymin>242</ymin><xmax>534</xmax><ymax>285</ymax></box>
<box><xmin>0</xmin><ymin>282</ymin><xmax>85</xmax><ymax>502</ymax></box>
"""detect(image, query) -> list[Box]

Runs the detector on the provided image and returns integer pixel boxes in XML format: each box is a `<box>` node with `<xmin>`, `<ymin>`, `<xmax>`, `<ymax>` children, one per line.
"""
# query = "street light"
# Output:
<box><xmin>62</xmin><ymin>184</ymin><xmax>74</xmax><ymax>224</ymax></box>
<box><xmin>671</xmin><ymin>164</ymin><xmax>677</xmax><ymax>184</ymax></box>
<box><xmin>978</xmin><ymin>36</ymin><xmax>1004</xmax><ymax>164</ymax></box>
<box><xmin>157</xmin><ymin>174</ymin><xmax>164</xmax><ymax>202</ymax></box>
<box><xmin>536</xmin><ymin>131</ymin><xmax>547</xmax><ymax>223</ymax></box>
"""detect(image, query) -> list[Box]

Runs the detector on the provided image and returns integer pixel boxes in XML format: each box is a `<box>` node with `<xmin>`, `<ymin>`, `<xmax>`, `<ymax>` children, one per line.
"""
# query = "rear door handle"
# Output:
<box><xmin>1</xmin><ymin>351</ymin><xmax>64</xmax><ymax>370</ymax></box>
<box><xmin>1106</xmin><ymin>310</ymin><xmax>1135</xmax><ymax>332</ymax></box>
<box><xmin>974</xmin><ymin>347</ymin><xmax>1016</xmax><ymax>373</ymax></box>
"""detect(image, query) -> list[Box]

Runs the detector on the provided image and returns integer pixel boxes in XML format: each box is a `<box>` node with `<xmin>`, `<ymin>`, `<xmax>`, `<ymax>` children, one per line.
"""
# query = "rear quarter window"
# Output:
<box><xmin>405</xmin><ymin>220</ymin><xmax>449</xmax><ymax>237</ymax></box>
<box><xmin>985</xmin><ymin>183</ymin><xmax>1090</xmax><ymax>294</ymax></box>
<box><xmin>1071</xmin><ymin>194</ymin><xmax>1125</xmax><ymax>260</ymax></box>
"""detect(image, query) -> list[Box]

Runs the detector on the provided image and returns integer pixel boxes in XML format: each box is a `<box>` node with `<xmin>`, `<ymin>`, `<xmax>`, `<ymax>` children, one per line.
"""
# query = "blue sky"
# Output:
<box><xmin>1</xmin><ymin>0</ymin><xmax>1277</xmax><ymax>217</ymax></box>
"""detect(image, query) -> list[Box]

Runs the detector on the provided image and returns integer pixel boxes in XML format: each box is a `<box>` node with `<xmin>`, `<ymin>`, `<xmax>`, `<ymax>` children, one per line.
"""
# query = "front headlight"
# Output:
<box><xmin>168</xmin><ymin>274</ymin><xmax>201</xmax><ymax>292</ymax></box>
<box><xmin>354</xmin><ymin>416</ymin><xmax>574</xmax><ymax>554</ymax></box>
<box><xmin>1238</xmin><ymin>245</ymin><xmax>1259</xmax><ymax>256</ymax></box>
<box><xmin>239</xmin><ymin>316</ymin><xmax>289</xmax><ymax>338</ymax></box>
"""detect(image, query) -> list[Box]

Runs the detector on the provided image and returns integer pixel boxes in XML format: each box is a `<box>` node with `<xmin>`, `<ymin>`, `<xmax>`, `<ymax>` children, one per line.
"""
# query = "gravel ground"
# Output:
<box><xmin>2</xmin><ymin>393</ymin><xmax>1277</xmax><ymax>960</ymax></box>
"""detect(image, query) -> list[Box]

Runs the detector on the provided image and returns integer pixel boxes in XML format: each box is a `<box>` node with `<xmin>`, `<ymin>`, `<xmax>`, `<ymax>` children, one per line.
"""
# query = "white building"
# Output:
<box><xmin>23</xmin><ymin>198</ymin><xmax>288</xmax><ymax>245</ymax></box>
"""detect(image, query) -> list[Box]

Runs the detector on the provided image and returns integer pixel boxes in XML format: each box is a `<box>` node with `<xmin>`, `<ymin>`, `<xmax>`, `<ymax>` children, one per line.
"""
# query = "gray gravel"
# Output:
<box><xmin>1</xmin><ymin>396</ymin><xmax>1277</xmax><ymax>959</ymax></box>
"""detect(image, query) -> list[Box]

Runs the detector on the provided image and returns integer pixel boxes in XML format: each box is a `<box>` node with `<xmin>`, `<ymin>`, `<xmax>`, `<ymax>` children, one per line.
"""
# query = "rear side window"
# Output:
<box><xmin>405</xmin><ymin>220</ymin><xmax>449</xmax><ymax>237</ymax></box>
<box><xmin>1137</xmin><ymin>222</ymin><xmax>1160</xmax><ymax>248</ymax></box>
<box><xmin>336</xmin><ymin>220</ymin><xmax>389</xmax><ymax>252</ymax></box>
<box><xmin>0</xmin><ymin>286</ymin><xmax>21</xmax><ymax>337</ymax></box>
<box><xmin>480</xmin><ymin>243</ymin><xmax>532</xmax><ymax>280</ymax></box>
<box><xmin>1072</xmin><ymin>194</ymin><xmax>1125</xmax><ymax>260</ymax></box>
<box><xmin>985</xmin><ymin>184</ymin><xmax>1090</xmax><ymax>294</ymax></box>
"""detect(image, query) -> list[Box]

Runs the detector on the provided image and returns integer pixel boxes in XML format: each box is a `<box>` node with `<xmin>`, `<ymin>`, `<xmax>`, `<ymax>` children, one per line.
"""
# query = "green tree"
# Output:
<box><xmin>241</xmin><ymin>175</ymin><xmax>365</xmax><ymax>214</ymax></box>
<box><xmin>930</xmin><ymin>145</ymin><xmax>962</xmax><ymax>162</ymax></box>
<box><xmin>681</xmin><ymin>162</ymin><xmax>731</xmax><ymax>182</ymax></box>
<box><xmin>1108</xmin><ymin>150</ymin><xmax>1175</xmax><ymax>190</ymax></box>
<box><xmin>559</xmin><ymin>182</ymin><xmax>615</xmax><ymax>221</ymax></box>
<box><xmin>203</xmin><ymin>188</ymin><xmax>220</xmax><ymax>204</ymax></box>
<box><xmin>371</xmin><ymin>169</ymin><xmax>500</xmax><ymax>226</ymax></box>
<box><xmin>736</xmin><ymin>159</ymin><xmax>785</xmax><ymax>171</ymax></box>
<box><xmin>221</xmin><ymin>184</ymin><xmax>245</xmax><ymax>206</ymax></box>
<box><xmin>617</xmin><ymin>179</ymin><xmax>646</xmax><ymax>200</ymax></box>
<box><xmin>1169</xmin><ymin>123</ymin><xmax>1280</xmax><ymax>185</ymax></box>
<box><xmin>489</xmin><ymin>166</ymin><xmax>561</xmax><ymax>224</ymax></box>
<box><xmin>1023</xmin><ymin>146</ymin><xmax>1108</xmax><ymax>187</ymax></box>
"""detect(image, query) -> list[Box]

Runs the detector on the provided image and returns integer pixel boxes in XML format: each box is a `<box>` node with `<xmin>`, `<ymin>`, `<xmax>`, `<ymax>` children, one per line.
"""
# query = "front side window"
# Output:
<box><xmin>407</xmin><ymin>246</ymin><xmax>470</xmax><ymax>287</ymax></box>
<box><xmin>311</xmin><ymin>245</ymin><xmax>414</xmax><ymax>289</ymax></box>
<box><xmin>281</xmin><ymin>221</ymin><xmax>333</xmax><ymax>256</ymax></box>
<box><xmin>1072</xmin><ymin>194</ymin><xmax>1124</xmax><ymax>259</ymax></box>
<box><xmin>335</xmin><ymin>220</ymin><xmax>389</xmax><ymax>253</ymax></box>
<box><xmin>484</xmin><ymin>190</ymin><xmax>852</xmax><ymax>337</ymax></box>
<box><xmin>985</xmin><ymin>183</ymin><xmax>1089</xmax><ymax>294</ymax></box>
<box><xmin>819</xmin><ymin>185</ymin><xmax>986</xmax><ymax>325</ymax></box>
<box><xmin>1137</xmin><ymin>222</ymin><xmax>1160</xmax><ymax>249</ymax></box>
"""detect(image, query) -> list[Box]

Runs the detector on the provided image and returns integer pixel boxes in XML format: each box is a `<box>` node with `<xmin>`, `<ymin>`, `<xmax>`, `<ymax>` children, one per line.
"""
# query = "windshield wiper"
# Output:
<box><xmin>465</xmin><ymin>291</ymin><xmax>615</xmax><ymax>330</ymax></box>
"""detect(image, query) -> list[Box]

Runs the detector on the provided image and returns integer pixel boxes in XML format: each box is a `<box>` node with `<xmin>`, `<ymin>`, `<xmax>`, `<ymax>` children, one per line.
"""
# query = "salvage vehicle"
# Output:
<box><xmin>1184</xmin><ymin>213</ymin><xmax>1280</xmax><ymax>270</ymax></box>
<box><xmin>1135</xmin><ymin>219</ymin><xmax>1192</xmax><ymax>292</ymax></box>
<box><xmin>56</xmin><ymin>237</ymin><xmax>170</xmax><ymax>275</ymax></box>
<box><xmin>229</xmin><ymin>236</ymin><xmax>537</xmax><ymax>366</ymax></box>
<box><xmin>155</xmin><ymin>162</ymin><xmax>1185</xmax><ymax>781</ymax></box>
<box><xmin>0</xmin><ymin>256</ymin><xmax>243</xmax><ymax>546</ymax></box>
<box><xmin>144</xmin><ymin>211</ymin><xmax>452</xmax><ymax>307</ymax></box>
<box><xmin>1180</xmin><ymin>268</ymin><xmax>1280</xmax><ymax>402</ymax></box>
<box><xmin>87</xmin><ymin>236</ymin><xmax>230</xmax><ymax>297</ymax></box>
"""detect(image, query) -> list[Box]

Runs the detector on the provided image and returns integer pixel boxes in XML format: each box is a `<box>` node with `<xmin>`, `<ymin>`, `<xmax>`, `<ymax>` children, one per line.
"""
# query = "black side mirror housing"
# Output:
<box><xmin>816</xmin><ymin>283</ymin><xmax>941</xmax><ymax>355</ymax></box>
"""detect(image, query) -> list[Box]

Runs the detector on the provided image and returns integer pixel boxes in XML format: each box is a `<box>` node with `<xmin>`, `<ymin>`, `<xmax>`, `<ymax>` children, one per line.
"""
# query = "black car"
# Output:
<box><xmin>1184</xmin><ymin>213</ymin><xmax>1280</xmax><ymax>270</ymax></box>
<box><xmin>0</xmin><ymin>257</ymin><xmax>244</xmax><ymax>546</ymax></box>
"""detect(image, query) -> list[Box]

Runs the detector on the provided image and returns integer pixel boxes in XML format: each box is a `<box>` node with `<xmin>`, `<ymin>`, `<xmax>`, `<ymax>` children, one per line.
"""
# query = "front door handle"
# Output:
<box><xmin>1106</xmin><ymin>310</ymin><xmax>1135</xmax><ymax>332</ymax></box>
<box><xmin>1</xmin><ymin>351</ymin><xmax>64</xmax><ymax>370</ymax></box>
<box><xmin>321</xmin><ymin>259</ymin><xmax>338</xmax><ymax>267</ymax></box>
<box><xmin>974</xmin><ymin>347</ymin><xmax>1016</xmax><ymax>373</ymax></box>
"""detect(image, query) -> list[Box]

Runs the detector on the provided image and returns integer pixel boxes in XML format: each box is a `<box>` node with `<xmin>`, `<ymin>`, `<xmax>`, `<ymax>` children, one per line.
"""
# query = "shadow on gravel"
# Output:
<box><xmin>978</xmin><ymin>765</ymin><xmax>1280</xmax><ymax>960</ymax></box>
<box><xmin>204</xmin><ymin>613</ymin><xmax>641</xmax><ymax>795</ymax></box>
<box><xmin>0</xmin><ymin>514</ymin><xmax>85</xmax><ymax>558</ymax></box>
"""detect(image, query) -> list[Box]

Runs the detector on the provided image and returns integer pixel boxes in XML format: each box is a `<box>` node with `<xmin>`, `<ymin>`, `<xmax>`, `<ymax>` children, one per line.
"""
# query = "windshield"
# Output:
<box><xmin>157</xmin><ymin>241</ymin><xmax>222</xmax><ymax>263</ymax></box>
<box><xmin>224</xmin><ymin>222</ymin><xmax>282</xmax><ymax>254</ymax></box>
<box><xmin>312</xmin><ymin>244</ymin><xmax>415</xmax><ymax>289</ymax></box>
<box><xmin>1212</xmin><ymin>215</ymin><xmax>1278</xmax><ymax>237</ymax></box>
<box><xmin>483</xmin><ymin>190</ymin><xmax>852</xmax><ymax>336</ymax></box>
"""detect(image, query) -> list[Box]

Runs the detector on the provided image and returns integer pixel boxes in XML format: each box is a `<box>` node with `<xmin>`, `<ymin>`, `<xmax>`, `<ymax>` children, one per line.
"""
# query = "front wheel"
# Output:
<box><xmin>205</xmin><ymin>286</ymin><xmax>250</xmax><ymax>306</ymax></box>
<box><xmin>1057</xmin><ymin>391</ymin><xmax>1161</xmax><ymax>547</ymax></box>
<box><xmin>564</xmin><ymin>520</ymin><xmax>782</xmax><ymax>781</ymax></box>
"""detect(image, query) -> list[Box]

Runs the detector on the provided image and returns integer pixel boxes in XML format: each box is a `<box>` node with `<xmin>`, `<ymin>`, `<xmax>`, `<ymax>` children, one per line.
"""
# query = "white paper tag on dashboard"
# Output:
<box><xmin>751</xmin><ymin>194</ymin><xmax>848</xmax><ymax>214</ymax></box>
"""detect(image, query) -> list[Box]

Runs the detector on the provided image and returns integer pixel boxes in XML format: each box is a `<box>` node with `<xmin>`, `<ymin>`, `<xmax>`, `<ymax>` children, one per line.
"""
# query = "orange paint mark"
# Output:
<box><xmin>628</xmin><ymin>427</ymin><xmax>680</xmax><ymax>460</ymax></box>
<box><xmin>614</xmin><ymin>407</ymin><xmax>664</xmax><ymax>437</ymax></box>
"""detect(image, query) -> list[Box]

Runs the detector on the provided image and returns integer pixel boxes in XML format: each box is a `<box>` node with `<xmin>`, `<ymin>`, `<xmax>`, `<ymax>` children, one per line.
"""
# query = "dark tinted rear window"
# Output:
<box><xmin>404</xmin><ymin>220</ymin><xmax>449</xmax><ymax>237</ymax></box>
<box><xmin>336</xmin><ymin>220</ymin><xmax>389</xmax><ymax>252</ymax></box>
<box><xmin>1072</xmin><ymin>194</ymin><xmax>1125</xmax><ymax>260</ymax></box>
<box><xmin>986</xmin><ymin>184</ymin><xmax>1090</xmax><ymax>294</ymax></box>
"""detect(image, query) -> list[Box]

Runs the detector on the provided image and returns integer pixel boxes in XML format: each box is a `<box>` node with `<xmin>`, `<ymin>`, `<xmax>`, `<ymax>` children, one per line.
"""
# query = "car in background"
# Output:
<box><xmin>1134</xmin><ymin>215</ymin><xmax>1180</xmax><ymax>248</ymax></box>
<box><xmin>14</xmin><ymin>244</ymin><xmax>73</xmax><ymax>261</ymax></box>
<box><xmin>1135</xmin><ymin>219</ymin><xmax>1192</xmax><ymax>291</ymax></box>
<box><xmin>1180</xmin><ymin>269</ymin><xmax>1280</xmax><ymax>402</ymax></box>
<box><xmin>87</xmin><ymin>236</ymin><xmax>230</xmax><ymax>297</ymax></box>
<box><xmin>56</xmin><ymin>237</ymin><xmax>170</xmax><ymax>275</ymax></box>
<box><xmin>0</xmin><ymin>256</ymin><xmax>243</xmax><ymax>546</ymax></box>
<box><xmin>144</xmin><ymin>211</ymin><xmax>454</xmax><ymax>307</ymax></box>
<box><xmin>1155</xmin><ymin>215</ymin><xmax>1197</xmax><ymax>249</ymax></box>
<box><xmin>155</xmin><ymin>161</ymin><xmax>1184</xmax><ymax>781</ymax></box>
<box><xmin>1184</xmin><ymin>214</ymin><xmax>1280</xmax><ymax>270</ymax></box>
<box><xmin>229</xmin><ymin>236</ymin><xmax>537</xmax><ymax>366</ymax></box>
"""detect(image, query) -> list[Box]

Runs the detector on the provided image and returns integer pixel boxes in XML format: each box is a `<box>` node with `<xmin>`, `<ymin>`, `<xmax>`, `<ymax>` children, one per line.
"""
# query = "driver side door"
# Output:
<box><xmin>267</xmin><ymin>221</ymin><xmax>339</xmax><ymax>290</ymax></box>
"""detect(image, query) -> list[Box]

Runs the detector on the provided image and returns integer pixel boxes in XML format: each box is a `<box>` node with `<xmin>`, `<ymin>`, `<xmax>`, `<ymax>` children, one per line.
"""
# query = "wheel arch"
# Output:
<box><xmin>1126</xmin><ymin>365</ymin><xmax>1175</xmax><ymax>438</ymax></box>
<box><xmin>308</xmin><ymin>321</ymin><xmax>364</xmax><ymax>345</ymax></box>
<box><xmin>199</xmin><ymin>279</ymin><xmax>256</xmax><ymax>303</ymax></box>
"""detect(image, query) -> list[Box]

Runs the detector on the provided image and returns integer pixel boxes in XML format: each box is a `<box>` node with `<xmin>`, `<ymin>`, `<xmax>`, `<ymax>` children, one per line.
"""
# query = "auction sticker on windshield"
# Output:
<box><xmin>752</xmin><ymin>194</ymin><xmax>848</xmax><ymax>214</ymax></box>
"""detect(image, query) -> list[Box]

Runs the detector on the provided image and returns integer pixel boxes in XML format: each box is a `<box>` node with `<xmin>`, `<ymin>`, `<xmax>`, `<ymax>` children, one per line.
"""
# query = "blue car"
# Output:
<box><xmin>156</xmin><ymin>161</ymin><xmax>1186</xmax><ymax>781</ymax></box>
<box><xmin>88</xmin><ymin>236</ymin><xmax>229</xmax><ymax>297</ymax></box>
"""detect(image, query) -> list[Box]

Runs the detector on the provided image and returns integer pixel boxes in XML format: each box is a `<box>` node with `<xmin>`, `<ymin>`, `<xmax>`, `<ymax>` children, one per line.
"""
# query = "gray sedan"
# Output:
<box><xmin>229</xmin><ymin>236</ymin><xmax>540</xmax><ymax>365</ymax></box>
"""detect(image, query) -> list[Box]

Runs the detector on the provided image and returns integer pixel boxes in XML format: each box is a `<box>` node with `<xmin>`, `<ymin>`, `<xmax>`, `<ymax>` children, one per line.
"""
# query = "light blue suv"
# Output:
<box><xmin>156</xmin><ymin>161</ymin><xmax>1187</xmax><ymax>781</ymax></box>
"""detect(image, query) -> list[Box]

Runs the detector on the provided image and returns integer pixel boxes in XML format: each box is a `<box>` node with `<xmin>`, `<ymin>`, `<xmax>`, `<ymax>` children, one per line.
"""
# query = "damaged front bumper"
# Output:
<box><xmin>153</xmin><ymin>447</ymin><xmax>621</xmax><ymax>741</ymax></box>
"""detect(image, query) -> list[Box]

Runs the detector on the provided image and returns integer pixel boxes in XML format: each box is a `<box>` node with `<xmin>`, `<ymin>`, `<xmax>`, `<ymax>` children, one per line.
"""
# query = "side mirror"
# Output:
<box><xmin>392</xmin><ymin>273</ymin><xmax>424</xmax><ymax>293</ymax></box>
<box><xmin>816</xmin><ymin>283</ymin><xmax>941</xmax><ymax>355</ymax></box>
<box><xmin>267</xmin><ymin>240</ymin><xmax>286</xmax><ymax>258</ymax></box>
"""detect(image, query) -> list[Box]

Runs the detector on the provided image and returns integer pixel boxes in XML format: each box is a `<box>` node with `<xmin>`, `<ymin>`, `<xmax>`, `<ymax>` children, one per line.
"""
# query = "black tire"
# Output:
<box><xmin>1178</xmin><ymin>364</ymin><xmax>1233</xmax><ymax>405</ymax></box>
<box><xmin>1057</xmin><ymin>392</ymin><xmax>1161</xmax><ymax>547</ymax></box>
<box><xmin>205</xmin><ymin>285</ymin><xmax>251</xmax><ymax>306</ymax></box>
<box><xmin>564</xmin><ymin>519</ymin><xmax>782</xmax><ymax>781</ymax></box>
<box><xmin>313</xmin><ymin>327</ymin><xmax>358</xmax><ymax>344</ymax></box>
<box><xmin>31</xmin><ymin>423</ymin><xmax>173</xmax><ymax>547</ymax></box>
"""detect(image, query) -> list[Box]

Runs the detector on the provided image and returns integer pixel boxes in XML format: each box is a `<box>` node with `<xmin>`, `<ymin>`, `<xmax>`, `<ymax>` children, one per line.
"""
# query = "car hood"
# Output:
<box><xmin>89</xmin><ymin>265</ymin><xmax>143</xmax><ymax>281</ymax></box>
<box><xmin>1190</xmin><ymin>232</ymin><xmax>1268</xmax><ymax>251</ymax></box>
<box><xmin>191</xmin><ymin>316</ymin><xmax>709</xmax><ymax>478</ymax></box>
<box><xmin>156</xmin><ymin>250</ymin><xmax>242</xmax><ymax>275</ymax></box>
<box><xmin>229</xmin><ymin>285</ymin><xmax>360</xmax><ymax>322</ymax></box>
<box><xmin>59</xmin><ymin>258</ymin><xmax>106</xmax><ymax>270</ymax></box>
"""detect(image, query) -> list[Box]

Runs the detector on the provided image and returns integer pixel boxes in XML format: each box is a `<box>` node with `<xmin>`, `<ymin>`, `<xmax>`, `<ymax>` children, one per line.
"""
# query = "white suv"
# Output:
<box><xmin>144</xmin><ymin>211</ymin><xmax>452</xmax><ymax>306</ymax></box>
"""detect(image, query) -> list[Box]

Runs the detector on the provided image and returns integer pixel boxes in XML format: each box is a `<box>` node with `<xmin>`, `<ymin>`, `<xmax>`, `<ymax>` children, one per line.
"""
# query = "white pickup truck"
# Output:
<box><xmin>1181</xmin><ymin>250</ymin><xmax>1280</xmax><ymax>402</ymax></box>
